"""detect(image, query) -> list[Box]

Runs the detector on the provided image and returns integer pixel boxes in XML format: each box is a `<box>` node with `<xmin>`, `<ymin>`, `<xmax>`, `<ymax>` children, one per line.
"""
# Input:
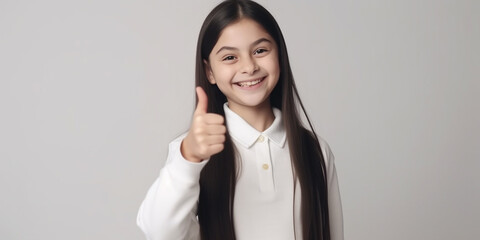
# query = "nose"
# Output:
<box><xmin>241</xmin><ymin>56</ymin><xmax>259</xmax><ymax>75</ymax></box>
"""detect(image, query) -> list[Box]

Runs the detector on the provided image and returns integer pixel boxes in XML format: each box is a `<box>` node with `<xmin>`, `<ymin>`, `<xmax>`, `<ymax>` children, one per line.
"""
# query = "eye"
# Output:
<box><xmin>222</xmin><ymin>55</ymin><xmax>236</xmax><ymax>61</ymax></box>
<box><xmin>254</xmin><ymin>48</ymin><xmax>268</xmax><ymax>55</ymax></box>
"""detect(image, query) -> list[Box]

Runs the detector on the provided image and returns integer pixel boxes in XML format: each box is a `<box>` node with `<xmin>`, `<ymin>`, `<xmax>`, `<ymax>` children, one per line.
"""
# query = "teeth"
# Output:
<box><xmin>237</xmin><ymin>78</ymin><xmax>262</xmax><ymax>87</ymax></box>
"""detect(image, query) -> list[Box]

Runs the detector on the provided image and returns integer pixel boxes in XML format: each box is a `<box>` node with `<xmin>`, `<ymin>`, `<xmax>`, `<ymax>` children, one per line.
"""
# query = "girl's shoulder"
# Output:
<box><xmin>317</xmin><ymin>134</ymin><xmax>335</xmax><ymax>164</ymax></box>
<box><xmin>301</xmin><ymin>128</ymin><xmax>335</xmax><ymax>164</ymax></box>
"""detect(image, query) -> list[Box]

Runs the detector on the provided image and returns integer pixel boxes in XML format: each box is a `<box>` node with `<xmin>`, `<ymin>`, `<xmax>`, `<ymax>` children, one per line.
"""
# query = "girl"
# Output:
<box><xmin>137</xmin><ymin>0</ymin><xmax>343</xmax><ymax>239</ymax></box>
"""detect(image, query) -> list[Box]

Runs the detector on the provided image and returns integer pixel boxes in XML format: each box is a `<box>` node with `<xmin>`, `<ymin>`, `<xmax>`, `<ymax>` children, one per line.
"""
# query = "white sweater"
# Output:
<box><xmin>137</xmin><ymin>104</ymin><xmax>344</xmax><ymax>240</ymax></box>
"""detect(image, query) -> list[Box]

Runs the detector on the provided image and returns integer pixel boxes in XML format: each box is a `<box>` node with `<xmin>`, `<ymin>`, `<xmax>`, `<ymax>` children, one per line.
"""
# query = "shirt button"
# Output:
<box><xmin>257</xmin><ymin>135</ymin><xmax>265</xmax><ymax>143</ymax></box>
<box><xmin>262</xmin><ymin>163</ymin><xmax>269</xmax><ymax>170</ymax></box>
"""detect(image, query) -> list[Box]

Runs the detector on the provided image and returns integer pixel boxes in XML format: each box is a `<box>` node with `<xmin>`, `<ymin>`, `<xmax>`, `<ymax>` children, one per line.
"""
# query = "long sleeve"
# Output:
<box><xmin>137</xmin><ymin>135</ymin><xmax>208</xmax><ymax>240</ymax></box>
<box><xmin>319</xmin><ymin>138</ymin><xmax>344</xmax><ymax>240</ymax></box>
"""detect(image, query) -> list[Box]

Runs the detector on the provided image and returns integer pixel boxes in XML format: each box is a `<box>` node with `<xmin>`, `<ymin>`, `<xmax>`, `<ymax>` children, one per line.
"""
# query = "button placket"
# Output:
<box><xmin>255</xmin><ymin>135</ymin><xmax>275</xmax><ymax>192</ymax></box>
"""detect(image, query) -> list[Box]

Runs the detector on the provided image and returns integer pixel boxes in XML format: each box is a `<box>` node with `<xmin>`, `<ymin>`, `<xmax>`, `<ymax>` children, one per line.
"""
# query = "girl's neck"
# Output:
<box><xmin>228</xmin><ymin>100</ymin><xmax>275</xmax><ymax>132</ymax></box>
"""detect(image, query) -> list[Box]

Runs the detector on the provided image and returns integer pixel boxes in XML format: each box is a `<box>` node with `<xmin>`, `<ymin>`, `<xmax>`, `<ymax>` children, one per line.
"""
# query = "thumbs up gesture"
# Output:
<box><xmin>181</xmin><ymin>87</ymin><xmax>226</xmax><ymax>162</ymax></box>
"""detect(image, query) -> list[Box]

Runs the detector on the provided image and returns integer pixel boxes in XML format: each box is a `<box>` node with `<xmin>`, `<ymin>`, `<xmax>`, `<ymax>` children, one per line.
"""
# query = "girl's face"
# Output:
<box><xmin>205</xmin><ymin>18</ymin><xmax>280</xmax><ymax>113</ymax></box>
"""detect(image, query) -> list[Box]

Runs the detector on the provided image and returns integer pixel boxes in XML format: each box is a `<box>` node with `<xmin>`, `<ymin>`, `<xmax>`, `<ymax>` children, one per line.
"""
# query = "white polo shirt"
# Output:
<box><xmin>137</xmin><ymin>104</ymin><xmax>343</xmax><ymax>240</ymax></box>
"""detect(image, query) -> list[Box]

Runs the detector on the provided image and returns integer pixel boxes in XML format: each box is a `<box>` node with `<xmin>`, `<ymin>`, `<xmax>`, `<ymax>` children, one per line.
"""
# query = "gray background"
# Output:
<box><xmin>1</xmin><ymin>0</ymin><xmax>478</xmax><ymax>239</ymax></box>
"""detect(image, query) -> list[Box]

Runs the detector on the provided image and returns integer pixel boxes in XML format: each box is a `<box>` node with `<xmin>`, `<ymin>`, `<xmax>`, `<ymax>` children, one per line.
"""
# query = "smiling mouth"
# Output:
<box><xmin>235</xmin><ymin>77</ymin><xmax>265</xmax><ymax>87</ymax></box>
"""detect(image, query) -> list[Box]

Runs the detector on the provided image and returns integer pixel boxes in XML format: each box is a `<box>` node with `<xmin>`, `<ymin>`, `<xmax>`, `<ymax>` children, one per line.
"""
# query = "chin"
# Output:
<box><xmin>240</xmin><ymin>98</ymin><xmax>270</xmax><ymax>108</ymax></box>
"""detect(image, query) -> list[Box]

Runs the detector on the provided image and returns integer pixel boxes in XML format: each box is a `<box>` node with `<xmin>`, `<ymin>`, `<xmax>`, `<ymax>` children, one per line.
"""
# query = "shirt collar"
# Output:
<box><xmin>223</xmin><ymin>103</ymin><xmax>286</xmax><ymax>149</ymax></box>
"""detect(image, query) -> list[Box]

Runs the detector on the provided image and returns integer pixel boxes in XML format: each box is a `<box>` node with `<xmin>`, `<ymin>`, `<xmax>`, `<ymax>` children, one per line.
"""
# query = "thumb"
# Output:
<box><xmin>194</xmin><ymin>86</ymin><xmax>208</xmax><ymax>114</ymax></box>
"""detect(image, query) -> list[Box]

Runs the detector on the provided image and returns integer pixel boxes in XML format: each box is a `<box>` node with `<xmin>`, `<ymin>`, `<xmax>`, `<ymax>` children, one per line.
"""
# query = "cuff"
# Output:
<box><xmin>165</xmin><ymin>135</ymin><xmax>209</xmax><ymax>185</ymax></box>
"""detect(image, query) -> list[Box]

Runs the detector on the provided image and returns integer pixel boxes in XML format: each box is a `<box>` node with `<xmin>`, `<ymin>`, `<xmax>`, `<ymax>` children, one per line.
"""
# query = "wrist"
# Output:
<box><xmin>180</xmin><ymin>139</ymin><xmax>202</xmax><ymax>163</ymax></box>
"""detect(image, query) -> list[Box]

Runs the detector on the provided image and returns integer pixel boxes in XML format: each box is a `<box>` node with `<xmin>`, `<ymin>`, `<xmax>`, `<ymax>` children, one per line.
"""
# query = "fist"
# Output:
<box><xmin>181</xmin><ymin>87</ymin><xmax>226</xmax><ymax>162</ymax></box>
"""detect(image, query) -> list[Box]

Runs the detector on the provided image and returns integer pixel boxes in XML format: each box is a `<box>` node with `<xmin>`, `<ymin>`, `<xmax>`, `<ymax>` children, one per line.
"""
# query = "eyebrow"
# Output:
<box><xmin>215</xmin><ymin>38</ymin><xmax>272</xmax><ymax>55</ymax></box>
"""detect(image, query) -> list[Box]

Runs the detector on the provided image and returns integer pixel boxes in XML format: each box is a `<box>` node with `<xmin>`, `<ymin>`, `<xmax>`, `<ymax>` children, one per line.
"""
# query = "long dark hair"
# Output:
<box><xmin>195</xmin><ymin>1</ymin><xmax>330</xmax><ymax>239</ymax></box>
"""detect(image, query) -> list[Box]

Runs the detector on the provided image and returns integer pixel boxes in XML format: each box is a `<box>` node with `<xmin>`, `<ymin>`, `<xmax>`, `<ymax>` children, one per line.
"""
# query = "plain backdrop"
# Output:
<box><xmin>1</xmin><ymin>0</ymin><xmax>479</xmax><ymax>239</ymax></box>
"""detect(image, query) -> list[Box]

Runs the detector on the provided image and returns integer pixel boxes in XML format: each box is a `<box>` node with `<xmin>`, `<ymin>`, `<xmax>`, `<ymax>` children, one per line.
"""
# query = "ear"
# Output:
<box><xmin>203</xmin><ymin>59</ymin><xmax>216</xmax><ymax>84</ymax></box>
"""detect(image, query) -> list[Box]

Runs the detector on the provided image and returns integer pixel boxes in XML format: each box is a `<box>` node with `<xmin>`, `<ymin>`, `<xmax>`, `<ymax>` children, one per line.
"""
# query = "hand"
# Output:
<box><xmin>181</xmin><ymin>87</ymin><xmax>226</xmax><ymax>162</ymax></box>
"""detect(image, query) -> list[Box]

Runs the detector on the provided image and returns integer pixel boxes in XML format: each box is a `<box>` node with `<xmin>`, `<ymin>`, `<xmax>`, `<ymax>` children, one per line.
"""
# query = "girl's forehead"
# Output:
<box><xmin>214</xmin><ymin>18</ymin><xmax>274</xmax><ymax>48</ymax></box>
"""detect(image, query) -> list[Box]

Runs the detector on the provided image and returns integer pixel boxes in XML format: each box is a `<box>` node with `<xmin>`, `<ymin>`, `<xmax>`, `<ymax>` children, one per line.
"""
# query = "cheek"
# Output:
<box><xmin>263</xmin><ymin>55</ymin><xmax>280</xmax><ymax>76</ymax></box>
<box><xmin>212</xmin><ymin>65</ymin><xmax>236</xmax><ymax>83</ymax></box>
